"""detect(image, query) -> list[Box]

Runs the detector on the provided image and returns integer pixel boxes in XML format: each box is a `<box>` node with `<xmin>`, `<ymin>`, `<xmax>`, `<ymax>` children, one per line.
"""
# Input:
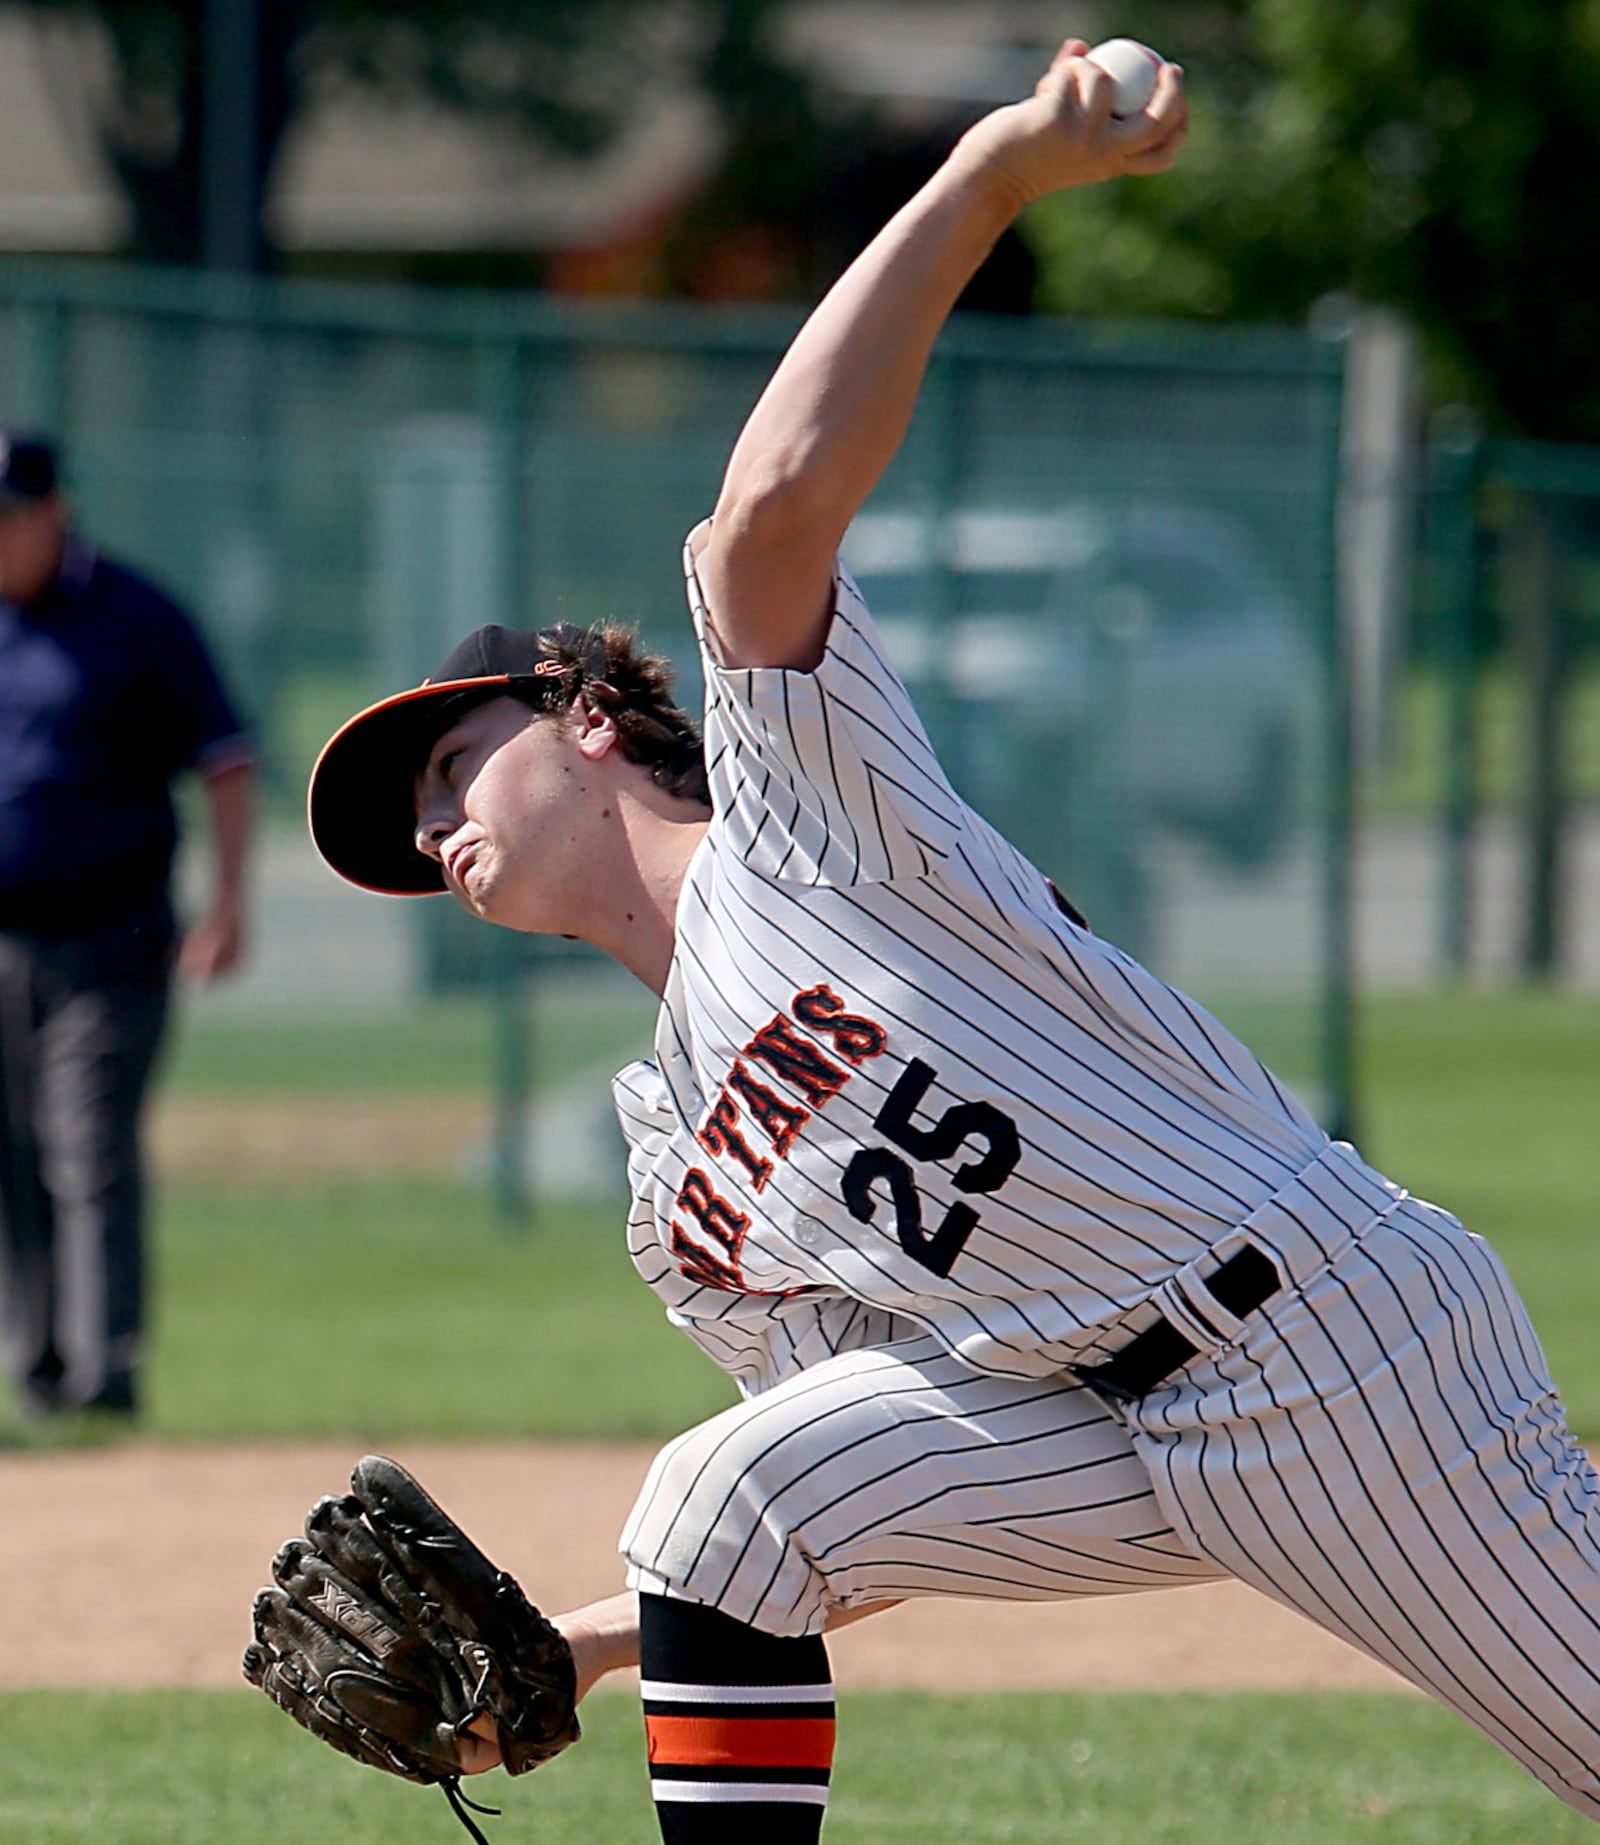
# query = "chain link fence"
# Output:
<box><xmin>1422</xmin><ymin>420</ymin><xmax>1600</xmax><ymax>984</ymax></box>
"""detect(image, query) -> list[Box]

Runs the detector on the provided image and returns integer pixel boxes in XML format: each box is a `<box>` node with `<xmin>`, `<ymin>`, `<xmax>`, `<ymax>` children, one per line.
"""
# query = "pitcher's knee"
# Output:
<box><xmin>619</xmin><ymin>1404</ymin><xmax>830</xmax><ymax>1635</ymax></box>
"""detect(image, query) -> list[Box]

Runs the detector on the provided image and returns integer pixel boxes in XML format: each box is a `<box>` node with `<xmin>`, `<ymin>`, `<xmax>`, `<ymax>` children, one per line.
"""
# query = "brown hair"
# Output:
<box><xmin>522</xmin><ymin>622</ymin><xmax>709</xmax><ymax>807</ymax></box>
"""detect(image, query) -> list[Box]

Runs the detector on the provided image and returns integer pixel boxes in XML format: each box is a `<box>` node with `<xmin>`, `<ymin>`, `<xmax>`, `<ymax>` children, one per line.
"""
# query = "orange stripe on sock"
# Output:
<box><xmin>645</xmin><ymin>1713</ymin><xmax>836</xmax><ymax>1771</ymax></box>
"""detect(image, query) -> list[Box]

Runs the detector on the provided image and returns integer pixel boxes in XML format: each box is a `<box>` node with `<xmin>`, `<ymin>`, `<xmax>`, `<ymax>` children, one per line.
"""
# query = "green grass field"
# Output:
<box><xmin>1354</xmin><ymin>989</ymin><xmax>1600</xmax><ymax>1431</ymax></box>
<box><xmin>0</xmin><ymin>1686</ymin><xmax>1593</xmax><ymax>1844</ymax></box>
<box><xmin>141</xmin><ymin>1180</ymin><xmax>736</xmax><ymax>1440</ymax></box>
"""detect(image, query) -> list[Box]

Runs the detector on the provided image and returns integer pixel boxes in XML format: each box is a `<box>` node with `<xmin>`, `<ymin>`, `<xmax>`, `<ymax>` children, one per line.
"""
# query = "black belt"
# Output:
<box><xmin>1075</xmin><ymin>1244</ymin><xmax>1282</xmax><ymax>1403</ymax></box>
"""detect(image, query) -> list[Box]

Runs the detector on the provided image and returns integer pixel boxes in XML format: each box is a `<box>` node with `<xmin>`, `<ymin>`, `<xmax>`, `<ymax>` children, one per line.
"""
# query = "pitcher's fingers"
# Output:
<box><xmin>1112</xmin><ymin>62</ymin><xmax>1188</xmax><ymax>165</ymax></box>
<box><xmin>457</xmin><ymin>1715</ymin><xmax>503</xmax><ymax>1776</ymax></box>
<box><xmin>1033</xmin><ymin>43</ymin><xmax>1107</xmax><ymax>120</ymax></box>
<box><xmin>1044</xmin><ymin>37</ymin><xmax>1091</xmax><ymax>81</ymax></box>
<box><xmin>1072</xmin><ymin>55</ymin><xmax>1122</xmax><ymax>130</ymax></box>
<box><xmin>1146</xmin><ymin>61</ymin><xmax>1188</xmax><ymax>130</ymax></box>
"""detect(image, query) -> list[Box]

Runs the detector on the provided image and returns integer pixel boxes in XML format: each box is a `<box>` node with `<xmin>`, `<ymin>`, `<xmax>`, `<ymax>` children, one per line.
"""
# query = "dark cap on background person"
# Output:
<box><xmin>0</xmin><ymin>431</ymin><xmax>61</xmax><ymax>511</ymax></box>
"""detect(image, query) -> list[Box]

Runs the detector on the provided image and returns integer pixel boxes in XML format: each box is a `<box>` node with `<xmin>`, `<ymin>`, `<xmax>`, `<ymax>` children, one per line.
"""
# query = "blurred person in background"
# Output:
<box><xmin>0</xmin><ymin>429</ymin><xmax>256</xmax><ymax>1426</ymax></box>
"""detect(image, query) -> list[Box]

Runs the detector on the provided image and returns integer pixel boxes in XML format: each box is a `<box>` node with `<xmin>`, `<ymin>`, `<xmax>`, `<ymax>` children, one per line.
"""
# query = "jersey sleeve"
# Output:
<box><xmin>684</xmin><ymin>526</ymin><xmax>966</xmax><ymax>886</ymax></box>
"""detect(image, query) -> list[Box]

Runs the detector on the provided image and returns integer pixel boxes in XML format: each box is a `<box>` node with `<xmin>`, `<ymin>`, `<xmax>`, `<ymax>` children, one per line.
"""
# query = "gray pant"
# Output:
<box><xmin>0</xmin><ymin>928</ymin><xmax>172</xmax><ymax>1412</ymax></box>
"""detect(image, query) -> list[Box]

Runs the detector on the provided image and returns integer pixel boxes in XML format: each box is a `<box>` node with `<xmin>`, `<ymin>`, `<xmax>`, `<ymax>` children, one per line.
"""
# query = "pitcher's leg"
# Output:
<box><xmin>1135</xmin><ymin>1204</ymin><xmax>1600</xmax><ymax>1818</ymax></box>
<box><xmin>640</xmin><ymin>1592</ymin><xmax>834</xmax><ymax>1843</ymax></box>
<box><xmin>623</xmin><ymin>1334</ymin><xmax>1222</xmax><ymax>1637</ymax></box>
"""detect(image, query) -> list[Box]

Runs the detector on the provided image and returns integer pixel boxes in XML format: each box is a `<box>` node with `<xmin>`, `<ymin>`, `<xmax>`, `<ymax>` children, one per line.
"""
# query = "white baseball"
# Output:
<box><xmin>1086</xmin><ymin>38</ymin><xmax>1163</xmax><ymax>118</ymax></box>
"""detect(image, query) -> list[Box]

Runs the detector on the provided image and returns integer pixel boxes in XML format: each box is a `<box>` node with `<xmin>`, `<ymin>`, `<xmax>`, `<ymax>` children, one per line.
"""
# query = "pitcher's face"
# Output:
<box><xmin>413</xmin><ymin>695</ymin><xmax>598</xmax><ymax>934</ymax></box>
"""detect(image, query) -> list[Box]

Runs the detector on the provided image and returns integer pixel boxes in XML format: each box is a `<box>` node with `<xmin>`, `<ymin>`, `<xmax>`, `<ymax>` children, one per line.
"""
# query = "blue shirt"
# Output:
<box><xmin>0</xmin><ymin>539</ymin><xmax>252</xmax><ymax>934</ymax></box>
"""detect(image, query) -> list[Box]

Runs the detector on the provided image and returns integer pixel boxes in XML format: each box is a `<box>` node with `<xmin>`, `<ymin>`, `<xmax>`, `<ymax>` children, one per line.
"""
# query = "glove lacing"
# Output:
<box><xmin>441</xmin><ymin>1777</ymin><xmax>502</xmax><ymax>1845</ymax></box>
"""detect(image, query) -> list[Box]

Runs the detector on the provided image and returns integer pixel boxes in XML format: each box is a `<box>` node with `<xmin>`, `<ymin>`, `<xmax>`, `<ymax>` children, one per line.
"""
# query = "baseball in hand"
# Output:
<box><xmin>1086</xmin><ymin>38</ymin><xmax>1164</xmax><ymax>118</ymax></box>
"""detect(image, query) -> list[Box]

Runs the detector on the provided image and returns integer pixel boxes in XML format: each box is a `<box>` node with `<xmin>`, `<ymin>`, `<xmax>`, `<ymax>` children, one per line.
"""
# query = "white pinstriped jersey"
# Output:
<box><xmin>612</xmin><ymin>535</ymin><xmax>1600</xmax><ymax>1822</ymax></box>
<box><xmin>613</xmin><ymin>530</ymin><xmax>1337</xmax><ymax>1395</ymax></box>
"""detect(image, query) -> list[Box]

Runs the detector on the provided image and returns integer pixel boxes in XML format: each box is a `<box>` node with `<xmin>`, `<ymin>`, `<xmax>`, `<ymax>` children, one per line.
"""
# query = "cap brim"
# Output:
<box><xmin>308</xmin><ymin>675</ymin><xmax>512</xmax><ymax>895</ymax></box>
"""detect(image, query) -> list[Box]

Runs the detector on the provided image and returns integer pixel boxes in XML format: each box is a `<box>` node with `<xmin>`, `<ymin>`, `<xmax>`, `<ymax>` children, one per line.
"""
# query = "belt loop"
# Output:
<box><xmin>1072</xmin><ymin>1240</ymin><xmax>1283</xmax><ymax>1404</ymax></box>
<box><xmin>1155</xmin><ymin>1231</ymin><xmax>1259</xmax><ymax>1350</ymax></box>
<box><xmin>1149</xmin><ymin>1273</ymin><xmax>1233</xmax><ymax>1352</ymax></box>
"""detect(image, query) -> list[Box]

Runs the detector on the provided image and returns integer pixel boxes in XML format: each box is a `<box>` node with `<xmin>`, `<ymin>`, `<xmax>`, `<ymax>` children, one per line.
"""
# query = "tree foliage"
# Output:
<box><xmin>12</xmin><ymin>0</ymin><xmax>812</xmax><ymax>271</ymax></box>
<box><xmin>1024</xmin><ymin>0</ymin><xmax>1600</xmax><ymax>440</ymax></box>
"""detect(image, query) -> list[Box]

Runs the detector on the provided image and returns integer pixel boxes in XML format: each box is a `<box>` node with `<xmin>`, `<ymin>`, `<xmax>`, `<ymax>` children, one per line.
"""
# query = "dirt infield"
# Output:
<box><xmin>0</xmin><ymin>1439</ymin><xmax>1409</xmax><ymax>1695</ymax></box>
<box><xmin>150</xmin><ymin>1094</ymin><xmax>490</xmax><ymax>1184</ymax></box>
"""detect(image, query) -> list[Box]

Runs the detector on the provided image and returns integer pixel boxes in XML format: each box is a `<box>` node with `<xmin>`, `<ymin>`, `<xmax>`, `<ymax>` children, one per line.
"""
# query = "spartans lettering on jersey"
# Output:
<box><xmin>671</xmin><ymin>985</ymin><xmax>888</xmax><ymax>1291</ymax></box>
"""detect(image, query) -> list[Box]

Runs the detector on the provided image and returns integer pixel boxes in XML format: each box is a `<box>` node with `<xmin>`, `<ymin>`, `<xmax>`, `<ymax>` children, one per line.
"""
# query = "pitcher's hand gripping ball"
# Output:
<box><xmin>243</xmin><ymin>1455</ymin><xmax>580</xmax><ymax>1843</ymax></box>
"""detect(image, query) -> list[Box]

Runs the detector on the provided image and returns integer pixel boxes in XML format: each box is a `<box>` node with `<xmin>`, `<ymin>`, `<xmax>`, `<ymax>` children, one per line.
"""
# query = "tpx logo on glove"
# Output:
<box><xmin>311</xmin><ymin>1579</ymin><xmax>402</xmax><ymax>1660</ymax></box>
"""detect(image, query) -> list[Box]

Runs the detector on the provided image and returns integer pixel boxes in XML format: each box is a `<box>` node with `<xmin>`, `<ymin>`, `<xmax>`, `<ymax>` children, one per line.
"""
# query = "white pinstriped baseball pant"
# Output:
<box><xmin>623</xmin><ymin>1160</ymin><xmax>1600</xmax><ymax>1818</ymax></box>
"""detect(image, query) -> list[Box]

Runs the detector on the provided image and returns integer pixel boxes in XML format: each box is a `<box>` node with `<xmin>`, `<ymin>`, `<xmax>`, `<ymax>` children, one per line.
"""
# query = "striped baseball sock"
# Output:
<box><xmin>639</xmin><ymin>1591</ymin><xmax>835</xmax><ymax>1842</ymax></box>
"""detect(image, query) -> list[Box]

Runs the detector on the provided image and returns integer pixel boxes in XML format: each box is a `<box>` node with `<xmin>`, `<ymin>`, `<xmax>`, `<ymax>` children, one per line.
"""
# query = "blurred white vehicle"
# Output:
<box><xmin>841</xmin><ymin>500</ymin><xmax>1317</xmax><ymax>873</ymax></box>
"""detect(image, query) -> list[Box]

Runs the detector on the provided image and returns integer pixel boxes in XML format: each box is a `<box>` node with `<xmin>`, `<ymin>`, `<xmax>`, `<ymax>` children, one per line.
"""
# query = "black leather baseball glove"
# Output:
<box><xmin>243</xmin><ymin>1455</ymin><xmax>580</xmax><ymax>1842</ymax></box>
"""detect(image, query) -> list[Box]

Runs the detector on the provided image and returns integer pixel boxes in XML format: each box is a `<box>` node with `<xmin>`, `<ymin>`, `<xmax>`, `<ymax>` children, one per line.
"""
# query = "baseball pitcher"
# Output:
<box><xmin>246</xmin><ymin>38</ymin><xmax>1600</xmax><ymax>1843</ymax></box>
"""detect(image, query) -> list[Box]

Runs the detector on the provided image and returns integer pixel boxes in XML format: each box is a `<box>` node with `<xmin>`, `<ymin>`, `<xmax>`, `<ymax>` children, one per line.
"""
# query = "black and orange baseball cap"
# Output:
<box><xmin>308</xmin><ymin>622</ymin><xmax>607</xmax><ymax>895</ymax></box>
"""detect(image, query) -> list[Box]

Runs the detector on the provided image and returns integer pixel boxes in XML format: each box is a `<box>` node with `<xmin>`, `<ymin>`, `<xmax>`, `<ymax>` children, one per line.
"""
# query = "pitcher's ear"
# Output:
<box><xmin>572</xmin><ymin>694</ymin><xmax>620</xmax><ymax>760</ymax></box>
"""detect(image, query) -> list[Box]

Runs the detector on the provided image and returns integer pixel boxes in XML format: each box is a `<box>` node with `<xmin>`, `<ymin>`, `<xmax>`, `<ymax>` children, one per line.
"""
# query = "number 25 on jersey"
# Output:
<box><xmin>842</xmin><ymin>1058</ymin><xmax>1020</xmax><ymax>1277</ymax></box>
